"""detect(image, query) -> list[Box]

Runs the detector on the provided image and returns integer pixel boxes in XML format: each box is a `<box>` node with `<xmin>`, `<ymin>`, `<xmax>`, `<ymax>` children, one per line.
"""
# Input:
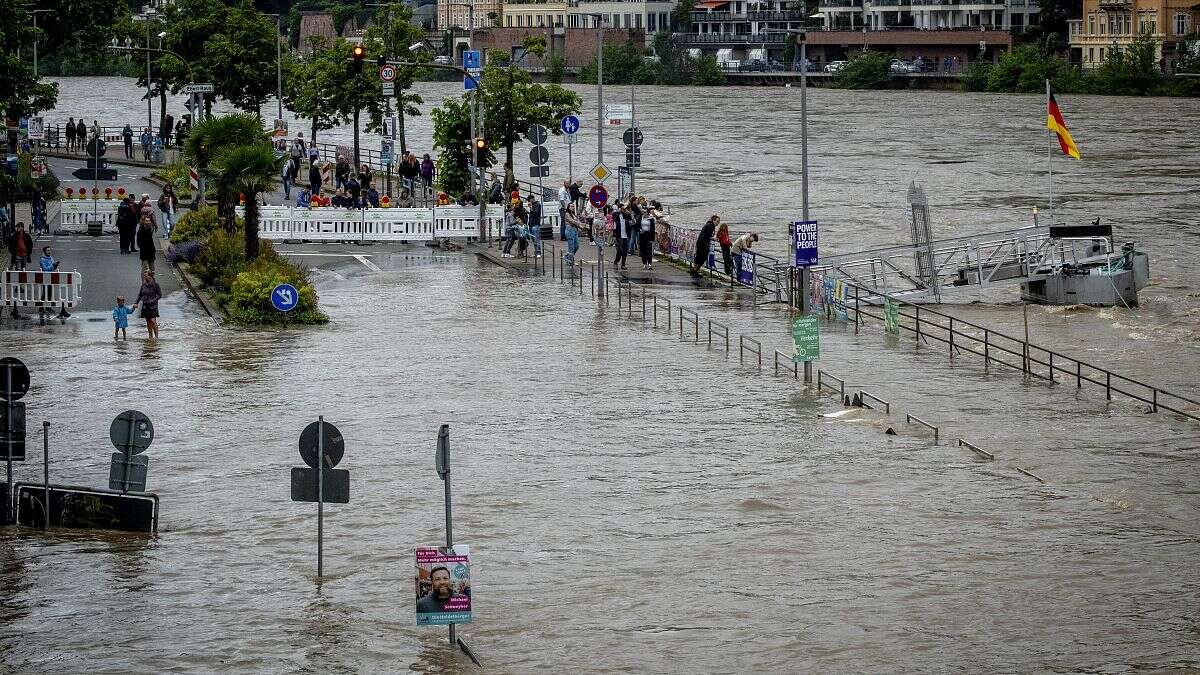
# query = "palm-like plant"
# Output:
<box><xmin>183</xmin><ymin>113</ymin><xmax>270</xmax><ymax>229</ymax></box>
<box><xmin>208</xmin><ymin>141</ymin><xmax>282</xmax><ymax>261</ymax></box>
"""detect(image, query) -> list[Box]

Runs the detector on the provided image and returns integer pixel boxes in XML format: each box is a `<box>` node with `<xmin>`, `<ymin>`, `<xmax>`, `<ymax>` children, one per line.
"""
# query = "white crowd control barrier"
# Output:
<box><xmin>59</xmin><ymin>200</ymin><xmax>120</xmax><ymax>233</ymax></box>
<box><xmin>2</xmin><ymin>270</ymin><xmax>83</xmax><ymax>312</ymax></box>
<box><xmin>233</xmin><ymin>205</ymin><xmax>507</xmax><ymax>243</ymax></box>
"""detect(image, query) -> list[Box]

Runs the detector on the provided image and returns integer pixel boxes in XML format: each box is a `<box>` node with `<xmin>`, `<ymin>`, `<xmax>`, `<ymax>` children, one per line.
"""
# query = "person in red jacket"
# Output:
<box><xmin>716</xmin><ymin>220</ymin><xmax>733</xmax><ymax>275</ymax></box>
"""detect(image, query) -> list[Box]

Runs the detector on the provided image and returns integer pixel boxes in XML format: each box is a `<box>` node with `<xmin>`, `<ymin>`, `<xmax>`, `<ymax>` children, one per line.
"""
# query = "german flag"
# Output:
<box><xmin>1047</xmin><ymin>92</ymin><xmax>1080</xmax><ymax>160</ymax></box>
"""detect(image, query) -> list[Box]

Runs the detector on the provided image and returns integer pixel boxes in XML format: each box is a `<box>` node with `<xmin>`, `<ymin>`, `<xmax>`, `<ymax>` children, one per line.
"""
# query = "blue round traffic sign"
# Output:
<box><xmin>588</xmin><ymin>184</ymin><xmax>608</xmax><ymax>209</ymax></box>
<box><xmin>561</xmin><ymin>115</ymin><xmax>580</xmax><ymax>135</ymax></box>
<box><xmin>271</xmin><ymin>283</ymin><xmax>300</xmax><ymax>312</ymax></box>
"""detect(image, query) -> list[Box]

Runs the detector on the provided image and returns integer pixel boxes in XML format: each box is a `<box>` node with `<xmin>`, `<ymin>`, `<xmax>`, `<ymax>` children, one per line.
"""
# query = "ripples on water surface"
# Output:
<box><xmin>1</xmin><ymin>253</ymin><xmax>1199</xmax><ymax>672</ymax></box>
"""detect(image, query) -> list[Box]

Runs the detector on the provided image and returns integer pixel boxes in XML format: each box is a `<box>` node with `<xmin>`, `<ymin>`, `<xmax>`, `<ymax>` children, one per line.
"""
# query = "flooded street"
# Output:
<box><xmin>2</xmin><ymin>78</ymin><xmax>1197</xmax><ymax>671</ymax></box>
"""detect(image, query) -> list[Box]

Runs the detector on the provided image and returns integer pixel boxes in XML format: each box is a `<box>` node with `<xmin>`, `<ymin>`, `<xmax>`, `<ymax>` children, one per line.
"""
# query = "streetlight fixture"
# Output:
<box><xmin>29</xmin><ymin>8</ymin><xmax>53</xmax><ymax>79</ymax></box>
<box><xmin>261</xmin><ymin>13</ymin><xmax>287</xmax><ymax>124</ymax></box>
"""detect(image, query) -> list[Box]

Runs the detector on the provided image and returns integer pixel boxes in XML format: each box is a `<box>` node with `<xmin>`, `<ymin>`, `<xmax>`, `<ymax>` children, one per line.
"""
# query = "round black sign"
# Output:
<box><xmin>623</xmin><ymin>127</ymin><xmax>643</xmax><ymax>147</ymax></box>
<box><xmin>0</xmin><ymin>357</ymin><xmax>30</xmax><ymax>402</ymax></box>
<box><xmin>87</xmin><ymin>137</ymin><xmax>107</xmax><ymax>158</ymax></box>
<box><xmin>529</xmin><ymin>145</ymin><xmax>549</xmax><ymax>167</ymax></box>
<box><xmin>526</xmin><ymin>124</ymin><xmax>548</xmax><ymax>146</ymax></box>
<box><xmin>109</xmin><ymin>410</ymin><xmax>154</xmax><ymax>454</ymax></box>
<box><xmin>299</xmin><ymin>420</ymin><xmax>345</xmax><ymax>469</ymax></box>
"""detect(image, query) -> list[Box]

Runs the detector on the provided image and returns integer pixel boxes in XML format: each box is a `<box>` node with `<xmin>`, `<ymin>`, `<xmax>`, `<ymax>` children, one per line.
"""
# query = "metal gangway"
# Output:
<box><xmin>811</xmin><ymin>224</ymin><xmax>1100</xmax><ymax>303</ymax></box>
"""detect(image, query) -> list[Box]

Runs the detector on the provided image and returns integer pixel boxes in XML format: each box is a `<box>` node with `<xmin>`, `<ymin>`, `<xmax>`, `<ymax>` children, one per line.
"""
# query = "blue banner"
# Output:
<box><xmin>791</xmin><ymin>220</ymin><xmax>818</xmax><ymax>267</ymax></box>
<box><xmin>734</xmin><ymin>253</ymin><xmax>755</xmax><ymax>285</ymax></box>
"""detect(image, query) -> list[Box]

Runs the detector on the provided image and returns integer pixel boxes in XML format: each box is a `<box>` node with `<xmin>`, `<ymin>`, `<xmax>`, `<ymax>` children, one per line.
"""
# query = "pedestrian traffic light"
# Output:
<box><xmin>350</xmin><ymin>44</ymin><xmax>365</xmax><ymax>74</ymax></box>
<box><xmin>475</xmin><ymin>137</ymin><xmax>487</xmax><ymax>152</ymax></box>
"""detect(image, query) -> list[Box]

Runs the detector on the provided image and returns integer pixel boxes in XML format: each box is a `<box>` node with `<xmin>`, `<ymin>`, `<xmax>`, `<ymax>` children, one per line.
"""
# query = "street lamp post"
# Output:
<box><xmin>262</xmin><ymin>13</ymin><xmax>286</xmax><ymax>122</ymax></box>
<box><xmin>572</xmin><ymin>7</ymin><xmax>607</xmax><ymax>297</ymax></box>
<box><xmin>30</xmin><ymin>9</ymin><xmax>52</xmax><ymax>79</ymax></box>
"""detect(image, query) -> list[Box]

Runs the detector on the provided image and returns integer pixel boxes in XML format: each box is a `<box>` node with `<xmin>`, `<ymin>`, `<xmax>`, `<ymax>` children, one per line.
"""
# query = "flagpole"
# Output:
<box><xmin>1046</xmin><ymin>78</ymin><xmax>1053</xmax><ymax>222</ymax></box>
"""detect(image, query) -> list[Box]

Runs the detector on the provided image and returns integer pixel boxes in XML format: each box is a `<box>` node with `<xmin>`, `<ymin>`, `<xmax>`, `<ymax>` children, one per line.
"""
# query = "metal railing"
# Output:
<box><xmin>738</xmin><ymin>335</ymin><xmax>762</xmax><ymax>371</ymax></box>
<box><xmin>818</xmin><ymin>370</ymin><xmax>846</xmax><ymax>399</ymax></box>
<box><xmin>707</xmin><ymin>319</ymin><xmax>730</xmax><ymax>352</ymax></box>
<box><xmin>857</xmin><ymin>390</ymin><xmax>891</xmax><ymax>415</ymax></box>
<box><xmin>957</xmin><ymin>438</ymin><xmax>994</xmax><ymax>460</ymax></box>
<box><xmin>678</xmin><ymin>307</ymin><xmax>700</xmax><ymax>343</ymax></box>
<box><xmin>802</xmin><ymin>269</ymin><xmax>1200</xmax><ymax>423</ymax></box>
<box><xmin>773</xmin><ymin>349</ymin><xmax>799</xmax><ymax>379</ymax></box>
<box><xmin>905</xmin><ymin>413</ymin><xmax>939</xmax><ymax>444</ymax></box>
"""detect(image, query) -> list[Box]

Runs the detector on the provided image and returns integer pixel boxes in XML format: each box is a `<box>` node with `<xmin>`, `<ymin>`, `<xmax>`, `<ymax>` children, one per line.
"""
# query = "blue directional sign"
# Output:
<box><xmin>272</xmin><ymin>283</ymin><xmax>300</xmax><ymax>312</ymax></box>
<box><xmin>791</xmin><ymin>220</ymin><xmax>819</xmax><ymax>267</ymax></box>
<box><xmin>560</xmin><ymin>115</ymin><xmax>580</xmax><ymax>135</ymax></box>
<box><xmin>463</xmin><ymin>50</ymin><xmax>481</xmax><ymax>91</ymax></box>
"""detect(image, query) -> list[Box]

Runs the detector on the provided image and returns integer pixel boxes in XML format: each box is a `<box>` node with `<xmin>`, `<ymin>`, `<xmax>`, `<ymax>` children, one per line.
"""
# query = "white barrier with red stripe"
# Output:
<box><xmin>58</xmin><ymin>199</ymin><xmax>121</xmax><ymax>233</ymax></box>
<box><xmin>234</xmin><ymin>205</ymin><xmax>506</xmax><ymax>242</ymax></box>
<box><xmin>2</xmin><ymin>270</ymin><xmax>83</xmax><ymax>309</ymax></box>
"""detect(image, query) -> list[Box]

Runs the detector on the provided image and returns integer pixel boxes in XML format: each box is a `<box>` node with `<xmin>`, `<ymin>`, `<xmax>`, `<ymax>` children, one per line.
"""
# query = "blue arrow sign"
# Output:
<box><xmin>271</xmin><ymin>283</ymin><xmax>300</xmax><ymax>312</ymax></box>
<box><xmin>463</xmin><ymin>50</ymin><xmax>481</xmax><ymax>90</ymax></box>
<box><xmin>560</xmin><ymin>115</ymin><xmax>580</xmax><ymax>135</ymax></box>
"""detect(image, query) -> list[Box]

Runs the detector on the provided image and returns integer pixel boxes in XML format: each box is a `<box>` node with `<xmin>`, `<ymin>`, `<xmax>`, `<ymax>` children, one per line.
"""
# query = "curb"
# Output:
<box><xmin>174</xmin><ymin>260</ymin><xmax>224</xmax><ymax>327</ymax></box>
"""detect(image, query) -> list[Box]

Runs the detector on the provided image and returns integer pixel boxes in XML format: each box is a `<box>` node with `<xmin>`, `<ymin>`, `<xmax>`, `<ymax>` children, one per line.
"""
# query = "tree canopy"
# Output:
<box><xmin>0</xmin><ymin>0</ymin><xmax>58</xmax><ymax>119</ymax></box>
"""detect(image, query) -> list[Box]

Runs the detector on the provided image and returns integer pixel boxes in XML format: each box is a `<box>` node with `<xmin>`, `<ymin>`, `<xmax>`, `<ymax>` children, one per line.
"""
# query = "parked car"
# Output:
<box><xmin>434</xmin><ymin>55</ymin><xmax>453</xmax><ymax>65</ymax></box>
<box><xmin>738</xmin><ymin>59</ymin><xmax>767</xmax><ymax>72</ymax></box>
<box><xmin>889</xmin><ymin>59</ymin><xmax>919</xmax><ymax>74</ymax></box>
<box><xmin>824</xmin><ymin>60</ymin><xmax>847</xmax><ymax>73</ymax></box>
<box><xmin>767</xmin><ymin>59</ymin><xmax>786</xmax><ymax>71</ymax></box>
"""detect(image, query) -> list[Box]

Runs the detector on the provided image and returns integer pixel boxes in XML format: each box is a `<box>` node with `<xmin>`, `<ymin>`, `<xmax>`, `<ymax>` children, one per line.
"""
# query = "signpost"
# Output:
<box><xmin>271</xmin><ymin>283</ymin><xmax>299</xmax><ymax>313</ymax></box>
<box><xmin>108</xmin><ymin>410</ymin><xmax>153</xmax><ymax>493</ymax></box>
<box><xmin>183</xmin><ymin>83</ymin><xmax>214</xmax><ymax>94</ymax></box>
<box><xmin>590</xmin><ymin>163</ymin><xmax>610</xmax><ymax>184</ymax></box>
<box><xmin>604</xmin><ymin>103</ymin><xmax>632</xmax><ymax>126</ymax></box>
<box><xmin>527</xmin><ymin>124</ymin><xmax>550</xmax><ymax>183</ymax></box>
<box><xmin>428</xmin><ymin>424</ymin><xmax>482</xmax><ymax>666</ymax></box>
<box><xmin>379</xmin><ymin>64</ymin><xmax>398</xmax><ymax>83</ymax></box>
<box><xmin>2</xmin><ymin>357</ymin><xmax>29</xmax><ymax>524</ymax></box>
<box><xmin>382</xmin><ymin>82</ymin><xmax>395</xmax><ymax>97</ymax></box>
<box><xmin>792</xmin><ymin>316</ymin><xmax>820</xmax><ymax>363</ymax></box>
<box><xmin>588</xmin><ymin>184</ymin><xmax>608</xmax><ymax>209</ymax></box>
<box><xmin>463</xmin><ymin>50</ymin><xmax>481</xmax><ymax>91</ymax></box>
<box><xmin>291</xmin><ymin>417</ymin><xmax>349</xmax><ymax>579</ymax></box>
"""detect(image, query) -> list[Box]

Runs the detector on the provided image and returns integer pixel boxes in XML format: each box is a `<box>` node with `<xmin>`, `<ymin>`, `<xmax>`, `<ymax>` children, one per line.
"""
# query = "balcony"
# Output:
<box><xmin>677</xmin><ymin>32</ymin><xmax>789</xmax><ymax>43</ymax></box>
<box><xmin>690</xmin><ymin>9</ymin><xmax>812</xmax><ymax>22</ymax></box>
<box><xmin>819</xmin><ymin>0</ymin><xmax>864</xmax><ymax>7</ymax></box>
<box><xmin>1097</xmin><ymin>0</ymin><xmax>1131</xmax><ymax>7</ymax></box>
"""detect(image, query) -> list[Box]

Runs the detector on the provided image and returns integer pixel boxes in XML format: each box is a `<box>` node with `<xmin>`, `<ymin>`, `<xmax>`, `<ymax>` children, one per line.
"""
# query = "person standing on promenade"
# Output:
<box><xmin>692</xmin><ymin>215</ymin><xmax>718</xmax><ymax>277</ymax></box>
<box><xmin>638</xmin><ymin>206</ymin><xmax>656</xmax><ymax>270</ymax></box>
<box><xmin>117</xmin><ymin>196</ymin><xmax>135</xmax><ymax>254</ymax></box>
<box><xmin>7</xmin><ymin>223</ymin><xmax>33</xmax><ymax>270</ymax></box>
<box><xmin>136</xmin><ymin>214</ymin><xmax>157</xmax><ymax>272</ymax></box>
<box><xmin>716</xmin><ymin>220</ymin><xmax>733</xmax><ymax>275</ymax></box>
<box><xmin>131</xmin><ymin>269</ymin><xmax>162</xmax><ymax>340</ymax></box>
<box><xmin>420</xmin><ymin>154</ymin><xmax>434</xmax><ymax>188</ymax></box>
<box><xmin>290</xmin><ymin>133</ymin><xmax>306</xmax><ymax>162</ymax></box>
<box><xmin>65</xmin><ymin>117</ymin><xmax>76</xmax><ymax>151</ymax></box>
<box><xmin>558</xmin><ymin>180</ymin><xmax>571</xmax><ymax>241</ymax></box>
<box><xmin>527</xmin><ymin>194</ymin><xmax>543</xmax><ymax>258</ymax></box>
<box><xmin>75</xmin><ymin>119</ymin><xmax>86</xmax><ymax>150</ymax></box>
<box><xmin>281</xmin><ymin>156</ymin><xmax>295</xmax><ymax>202</ymax></box>
<box><xmin>140</xmin><ymin>127</ymin><xmax>153</xmax><ymax>160</ymax></box>
<box><xmin>138</xmin><ymin>194</ymin><xmax>156</xmax><ymax>229</ymax></box>
<box><xmin>563</xmin><ymin>204</ymin><xmax>581</xmax><ymax>266</ymax></box>
<box><xmin>122</xmin><ymin>124</ymin><xmax>134</xmax><ymax>159</ymax></box>
<box><xmin>157</xmin><ymin>186</ymin><xmax>178</xmax><ymax>237</ymax></box>
<box><xmin>308</xmin><ymin>159</ymin><xmax>322</xmax><ymax>197</ymax></box>
<box><xmin>612</xmin><ymin>203</ymin><xmax>632</xmax><ymax>271</ymax></box>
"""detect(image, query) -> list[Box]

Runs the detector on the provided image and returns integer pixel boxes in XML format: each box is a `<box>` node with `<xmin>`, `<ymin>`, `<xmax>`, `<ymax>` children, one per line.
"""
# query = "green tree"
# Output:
<box><xmin>157</xmin><ymin>0</ymin><xmax>233</xmax><ymax>115</ymax></box>
<box><xmin>362</xmin><ymin>3</ymin><xmax>427</xmax><ymax>154</ymax></box>
<box><xmin>579</xmin><ymin>39</ymin><xmax>651</xmax><ymax>84</ymax></box>
<box><xmin>283</xmin><ymin>37</ymin><xmax>352</xmax><ymax>144</ymax></box>
<box><xmin>430</xmin><ymin>97</ymin><xmax>493</xmax><ymax>197</ymax></box>
<box><xmin>184</xmin><ymin>114</ymin><xmax>270</xmax><ymax>229</ymax></box>
<box><xmin>1027</xmin><ymin>0</ymin><xmax>1071</xmax><ymax>50</ymax></box>
<box><xmin>1178</xmin><ymin>33</ymin><xmax>1200</xmax><ymax>74</ymax></box>
<box><xmin>0</xmin><ymin>0</ymin><xmax>58</xmax><ymax>119</ymax></box>
<box><xmin>834</xmin><ymin>51</ymin><xmax>892</xmax><ymax>89</ymax></box>
<box><xmin>689</xmin><ymin>54</ymin><xmax>726</xmax><ymax>85</ymax></box>
<box><xmin>202</xmin><ymin>2</ymin><xmax>281</xmax><ymax>117</ymax></box>
<box><xmin>1088</xmin><ymin>31</ymin><xmax>1163</xmax><ymax>95</ymax></box>
<box><xmin>478</xmin><ymin>37</ymin><xmax>582</xmax><ymax>170</ymax></box>
<box><xmin>544</xmin><ymin>55</ymin><xmax>565</xmax><ymax>84</ymax></box>
<box><xmin>986</xmin><ymin>44</ymin><xmax>1082</xmax><ymax>93</ymax></box>
<box><xmin>208</xmin><ymin>142</ymin><xmax>283</xmax><ymax>261</ymax></box>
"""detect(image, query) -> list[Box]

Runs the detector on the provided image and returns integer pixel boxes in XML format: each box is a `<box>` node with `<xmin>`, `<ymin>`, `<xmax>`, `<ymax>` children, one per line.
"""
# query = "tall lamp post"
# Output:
<box><xmin>765</xmin><ymin>26</ymin><xmax>814</xmax><ymax>382</ymax></box>
<box><xmin>30</xmin><ymin>9</ymin><xmax>53</xmax><ymax>78</ymax></box>
<box><xmin>261</xmin><ymin>13</ymin><xmax>286</xmax><ymax>123</ymax></box>
<box><xmin>133</xmin><ymin>8</ymin><xmax>166</xmax><ymax>132</ymax></box>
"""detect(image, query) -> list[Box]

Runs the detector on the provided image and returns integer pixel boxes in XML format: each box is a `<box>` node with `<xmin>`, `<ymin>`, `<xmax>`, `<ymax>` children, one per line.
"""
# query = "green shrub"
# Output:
<box><xmin>961</xmin><ymin>60</ymin><xmax>992</xmax><ymax>91</ymax></box>
<box><xmin>226</xmin><ymin>252</ymin><xmax>328</xmax><ymax>325</ymax></box>
<box><xmin>171</xmin><ymin>206</ymin><xmax>238</xmax><ymax>244</ymax></box>
<box><xmin>151</xmin><ymin>162</ymin><xmax>194</xmax><ymax>201</ymax></box>
<box><xmin>544</xmin><ymin>55</ymin><xmax>565</xmax><ymax>84</ymax></box>
<box><xmin>190</xmin><ymin>228</ymin><xmax>246</xmax><ymax>291</ymax></box>
<box><xmin>835</xmin><ymin>51</ymin><xmax>892</xmax><ymax>89</ymax></box>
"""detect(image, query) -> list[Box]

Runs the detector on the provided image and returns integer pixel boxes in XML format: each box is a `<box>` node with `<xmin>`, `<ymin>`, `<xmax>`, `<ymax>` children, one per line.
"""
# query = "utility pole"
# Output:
<box><xmin>799</xmin><ymin>30</ymin><xmax>812</xmax><ymax>384</ymax></box>
<box><xmin>595</xmin><ymin>14</ymin><xmax>605</xmax><ymax>298</ymax></box>
<box><xmin>31</xmin><ymin>10</ymin><xmax>53</xmax><ymax>79</ymax></box>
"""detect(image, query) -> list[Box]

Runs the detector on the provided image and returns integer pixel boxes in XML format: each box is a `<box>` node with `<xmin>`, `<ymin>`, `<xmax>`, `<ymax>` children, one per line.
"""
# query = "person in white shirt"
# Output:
<box><xmin>557</xmin><ymin>180</ymin><xmax>571</xmax><ymax>241</ymax></box>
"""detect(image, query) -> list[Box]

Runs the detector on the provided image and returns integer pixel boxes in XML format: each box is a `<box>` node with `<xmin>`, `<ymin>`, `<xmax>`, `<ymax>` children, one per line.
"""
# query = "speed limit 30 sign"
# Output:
<box><xmin>379</xmin><ymin>65</ymin><xmax>397</xmax><ymax>83</ymax></box>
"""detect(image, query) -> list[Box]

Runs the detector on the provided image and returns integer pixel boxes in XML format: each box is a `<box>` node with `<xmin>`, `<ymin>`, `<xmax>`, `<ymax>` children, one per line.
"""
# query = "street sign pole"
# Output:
<box><xmin>596</xmin><ymin>17</ymin><xmax>605</xmax><ymax>299</ymax></box>
<box><xmin>630</xmin><ymin>82</ymin><xmax>636</xmax><ymax>197</ymax></box>
<box><xmin>800</xmin><ymin>32</ymin><xmax>812</xmax><ymax>385</ymax></box>
<box><xmin>42</xmin><ymin>421</ymin><xmax>49</xmax><ymax>530</ymax></box>
<box><xmin>436</xmin><ymin>424</ymin><xmax>455</xmax><ymax>646</ymax></box>
<box><xmin>5</xmin><ymin>367</ymin><xmax>11</xmax><ymax>524</ymax></box>
<box><xmin>317</xmin><ymin>415</ymin><xmax>325</xmax><ymax>579</ymax></box>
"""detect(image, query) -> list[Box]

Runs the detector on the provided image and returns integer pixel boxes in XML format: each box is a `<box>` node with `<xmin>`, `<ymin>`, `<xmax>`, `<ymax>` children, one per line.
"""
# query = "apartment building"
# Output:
<box><xmin>1068</xmin><ymin>0</ymin><xmax>1197</xmax><ymax>69</ymax></box>
<box><xmin>437</xmin><ymin>0</ymin><xmax>503</xmax><ymax>29</ymax></box>
<box><xmin>816</xmin><ymin>0</ymin><xmax>1040</xmax><ymax>31</ymax></box>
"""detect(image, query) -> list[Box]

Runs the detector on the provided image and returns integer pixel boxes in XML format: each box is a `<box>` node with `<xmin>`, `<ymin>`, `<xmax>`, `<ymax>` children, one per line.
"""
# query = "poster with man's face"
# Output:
<box><xmin>415</xmin><ymin>545</ymin><xmax>471</xmax><ymax>625</ymax></box>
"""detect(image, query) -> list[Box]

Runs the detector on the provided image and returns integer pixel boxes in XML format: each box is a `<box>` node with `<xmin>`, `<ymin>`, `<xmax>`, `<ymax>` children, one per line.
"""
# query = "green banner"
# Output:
<box><xmin>792</xmin><ymin>316</ymin><xmax>820</xmax><ymax>363</ymax></box>
<box><xmin>884</xmin><ymin>298</ymin><xmax>900</xmax><ymax>335</ymax></box>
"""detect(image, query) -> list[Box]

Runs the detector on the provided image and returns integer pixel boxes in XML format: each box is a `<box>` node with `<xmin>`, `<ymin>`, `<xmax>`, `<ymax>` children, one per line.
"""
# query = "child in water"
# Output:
<box><xmin>112</xmin><ymin>296</ymin><xmax>131</xmax><ymax>340</ymax></box>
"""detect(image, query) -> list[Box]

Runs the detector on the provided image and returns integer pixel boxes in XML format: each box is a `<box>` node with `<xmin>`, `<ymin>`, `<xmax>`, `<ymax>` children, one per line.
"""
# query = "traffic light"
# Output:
<box><xmin>474</xmin><ymin>137</ymin><xmax>487</xmax><ymax>152</ymax></box>
<box><xmin>377</xmin><ymin>55</ymin><xmax>386</xmax><ymax>68</ymax></box>
<box><xmin>350</xmin><ymin>44</ymin><xmax>365</xmax><ymax>74</ymax></box>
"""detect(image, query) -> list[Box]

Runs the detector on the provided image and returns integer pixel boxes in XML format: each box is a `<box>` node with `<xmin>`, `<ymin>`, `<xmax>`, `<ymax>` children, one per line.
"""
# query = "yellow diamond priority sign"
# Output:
<box><xmin>591</xmin><ymin>163</ymin><xmax>610</xmax><ymax>183</ymax></box>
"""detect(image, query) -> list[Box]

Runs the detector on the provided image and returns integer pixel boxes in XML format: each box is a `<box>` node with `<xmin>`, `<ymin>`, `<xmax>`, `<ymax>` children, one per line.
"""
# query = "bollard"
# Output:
<box><xmin>984</xmin><ymin>329</ymin><xmax>990</xmax><ymax>367</ymax></box>
<box><xmin>949</xmin><ymin>317</ymin><xmax>955</xmax><ymax>356</ymax></box>
<box><xmin>1049</xmin><ymin>352</ymin><xmax>1054</xmax><ymax>383</ymax></box>
<box><xmin>915</xmin><ymin>306</ymin><xmax>921</xmax><ymax>347</ymax></box>
<box><xmin>641</xmin><ymin>289</ymin><xmax>647</xmax><ymax>321</ymax></box>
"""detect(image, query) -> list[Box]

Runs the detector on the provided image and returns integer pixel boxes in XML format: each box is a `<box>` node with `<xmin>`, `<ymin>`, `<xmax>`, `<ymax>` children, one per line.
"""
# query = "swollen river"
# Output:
<box><xmin>0</xmin><ymin>79</ymin><xmax>1197</xmax><ymax>672</ymax></box>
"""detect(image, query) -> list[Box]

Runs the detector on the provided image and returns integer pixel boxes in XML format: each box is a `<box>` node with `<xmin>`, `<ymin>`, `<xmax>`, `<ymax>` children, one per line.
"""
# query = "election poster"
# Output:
<box><xmin>415</xmin><ymin>545</ymin><xmax>472</xmax><ymax>625</ymax></box>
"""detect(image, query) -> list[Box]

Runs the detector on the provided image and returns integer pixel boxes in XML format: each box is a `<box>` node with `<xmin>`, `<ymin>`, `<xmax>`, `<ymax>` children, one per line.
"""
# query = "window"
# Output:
<box><xmin>1088</xmin><ymin>14</ymin><xmax>1094</xmax><ymax>34</ymax></box>
<box><xmin>1099</xmin><ymin>46</ymin><xmax>1105</xmax><ymax>60</ymax></box>
<box><xmin>1088</xmin><ymin>47</ymin><xmax>1094</xmax><ymax>62</ymax></box>
<box><xmin>624</xmin><ymin>13</ymin><xmax>632</xmax><ymax>28</ymax></box>
<box><xmin>649</xmin><ymin>12</ymin><xmax>657</xmax><ymax>30</ymax></box>
<box><xmin>635</xmin><ymin>13</ymin><xmax>642</xmax><ymax>29</ymax></box>
<box><xmin>1176</xmin><ymin>12</ymin><xmax>1188</xmax><ymax>35</ymax></box>
<box><xmin>661</xmin><ymin>12</ymin><xmax>670</xmax><ymax>31</ymax></box>
<box><xmin>1099</xmin><ymin>14</ymin><xmax>1106</xmax><ymax>34</ymax></box>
